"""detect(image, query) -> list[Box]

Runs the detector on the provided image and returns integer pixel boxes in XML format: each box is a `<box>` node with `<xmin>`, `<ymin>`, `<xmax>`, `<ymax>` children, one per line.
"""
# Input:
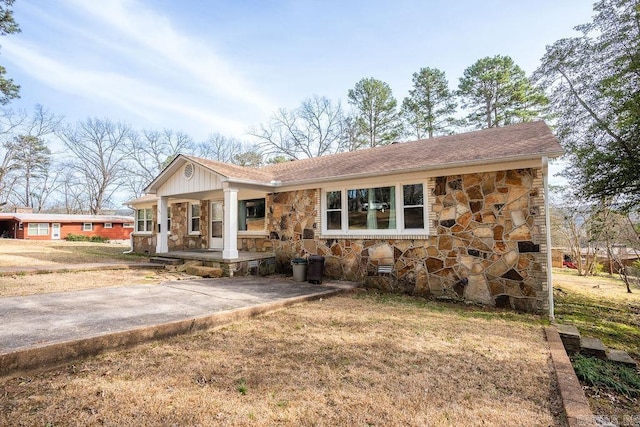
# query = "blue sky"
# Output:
<box><xmin>3</xmin><ymin>0</ymin><xmax>594</xmax><ymax>143</ymax></box>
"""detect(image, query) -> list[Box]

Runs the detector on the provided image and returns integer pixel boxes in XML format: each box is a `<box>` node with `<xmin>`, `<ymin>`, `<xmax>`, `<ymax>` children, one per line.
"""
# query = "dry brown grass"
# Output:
<box><xmin>0</xmin><ymin>239</ymin><xmax>146</xmax><ymax>267</ymax></box>
<box><xmin>0</xmin><ymin>269</ymin><xmax>192</xmax><ymax>297</ymax></box>
<box><xmin>0</xmin><ymin>293</ymin><xmax>562</xmax><ymax>426</ymax></box>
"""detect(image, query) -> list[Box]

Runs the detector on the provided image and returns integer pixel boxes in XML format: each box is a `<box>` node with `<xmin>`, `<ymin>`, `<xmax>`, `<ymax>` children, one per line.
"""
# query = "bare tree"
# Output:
<box><xmin>122</xmin><ymin>129</ymin><xmax>194</xmax><ymax>198</ymax></box>
<box><xmin>249</xmin><ymin>95</ymin><xmax>344</xmax><ymax>160</ymax></box>
<box><xmin>57</xmin><ymin>118</ymin><xmax>132</xmax><ymax>214</ymax></box>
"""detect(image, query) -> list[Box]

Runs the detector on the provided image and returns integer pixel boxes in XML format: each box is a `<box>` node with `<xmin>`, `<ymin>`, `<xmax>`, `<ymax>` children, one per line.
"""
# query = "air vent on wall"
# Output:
<box><xmin>184</xmin><ymin>162</ymin><xmax>194</xmax><ymax>180</ymax></box>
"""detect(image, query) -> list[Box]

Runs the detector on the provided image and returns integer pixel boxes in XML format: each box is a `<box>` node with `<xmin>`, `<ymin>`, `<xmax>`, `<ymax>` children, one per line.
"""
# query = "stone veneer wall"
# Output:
<box><xmin>238</xmin><ymin>168</ymin><xmax>549</xmax><ymax>312</ymax></box>
<box><xmin>167</xmin><ymin>201</ymin><xmax>208</xmax><ymax>251</ymax></box>
<box><xmin>133</xmin><ymin>201</ymin><xmax>209</xmax><ymax>255</ymax></box>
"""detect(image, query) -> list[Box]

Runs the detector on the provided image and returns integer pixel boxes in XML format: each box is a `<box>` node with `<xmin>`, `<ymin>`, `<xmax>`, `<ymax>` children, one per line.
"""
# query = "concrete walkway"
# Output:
<box><xmin>0</xmin><ymin>277</ymin><xmax>358</xmax><ymax>375</ymax></box>
<box><xmin>0</xmin><ymin>262</ymin><xmax>163</xmax><ymax>276</ymax></box>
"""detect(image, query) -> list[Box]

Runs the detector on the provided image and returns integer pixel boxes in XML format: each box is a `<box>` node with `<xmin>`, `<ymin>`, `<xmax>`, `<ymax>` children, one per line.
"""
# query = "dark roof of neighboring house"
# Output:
<box><xmin>0</xmin><ymin>213</ymin><xmax>134</xmax><ymax>223</ymax></box>
<box><xmin>144</xmin><ymin>121</ymin><xmax>563</xmax><ymax>193</ymax></box>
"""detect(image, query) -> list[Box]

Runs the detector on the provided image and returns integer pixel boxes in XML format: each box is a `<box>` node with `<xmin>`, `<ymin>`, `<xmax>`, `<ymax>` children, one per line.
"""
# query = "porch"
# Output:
<box><xmin>152</xmin><ymin>249</ymin><xmax>277</xmax><ymax>277</ymax></box>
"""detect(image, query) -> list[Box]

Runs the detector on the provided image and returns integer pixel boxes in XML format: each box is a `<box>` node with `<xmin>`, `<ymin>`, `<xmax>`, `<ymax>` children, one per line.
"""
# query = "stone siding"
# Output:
<box><xmin>167</xmin><ymin>202</ymin><xmax>208</xmax><ymax>251</ymax></box>
<box><xmin>239</xmin><ymin>168</ymin><xmax>548</xmax><ymax>312</ymax></box>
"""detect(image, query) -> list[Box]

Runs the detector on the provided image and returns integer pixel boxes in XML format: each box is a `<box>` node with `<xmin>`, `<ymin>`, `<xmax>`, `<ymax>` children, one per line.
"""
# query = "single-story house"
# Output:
<box><xmin>0</xmin><ymin>212</ymin><xmax>135</xmax><ymax>240</ymax></box>
<box><xmin>127</xmin><ymin>121</ymin><xmax>563</xmax><ymax>314</ymax></box>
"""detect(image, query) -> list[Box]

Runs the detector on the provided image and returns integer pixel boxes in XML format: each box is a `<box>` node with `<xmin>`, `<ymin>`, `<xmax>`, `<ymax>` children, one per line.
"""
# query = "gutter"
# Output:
<box><xmin>261</xmin><ymin>151</ymin><xmax>565</xmax><ymax>189</ymax></box>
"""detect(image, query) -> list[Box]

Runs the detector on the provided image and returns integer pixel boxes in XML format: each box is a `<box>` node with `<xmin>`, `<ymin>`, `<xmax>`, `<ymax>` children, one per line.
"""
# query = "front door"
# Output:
<box><xmin>51</xmin><ymin>223</ymin><xmax>61</xmax><ymax>240</ymax></box>
<box><xmin>209</xmin><ymin>201</ymin><xmax>223</xmax><ymax>250</ymax></box>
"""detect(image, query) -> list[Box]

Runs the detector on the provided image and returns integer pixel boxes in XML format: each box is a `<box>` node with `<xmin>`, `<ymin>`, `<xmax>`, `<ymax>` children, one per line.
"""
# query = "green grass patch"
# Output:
<box><xmin>572</xmin><ymin>354</ymin><xmax>640</xmax><ymax>397</ymax></box>
<box><xmin>554</xmin><ymin>289</ymin><xmax>640</xmax><ymax>359</ymax></box>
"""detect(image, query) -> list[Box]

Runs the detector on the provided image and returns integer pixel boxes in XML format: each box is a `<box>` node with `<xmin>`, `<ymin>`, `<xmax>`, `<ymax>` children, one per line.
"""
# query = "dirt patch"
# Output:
<box><xmin>0</xmin><ymin>240</ymin><xmax>147</xmax><ymax>267</ymax></box>
<box><xmin>0</xmin><ymin>293</ymin><xmax>562</xmax><ymax>426</ymax></box>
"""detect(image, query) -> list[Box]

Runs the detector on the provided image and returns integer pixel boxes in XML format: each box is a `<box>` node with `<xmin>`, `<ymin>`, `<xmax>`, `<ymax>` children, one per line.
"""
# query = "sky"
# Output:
<box><xmin>2</xmin><ymin>0</ymin><xmax>596</xmax><ymax>144</ymax></box>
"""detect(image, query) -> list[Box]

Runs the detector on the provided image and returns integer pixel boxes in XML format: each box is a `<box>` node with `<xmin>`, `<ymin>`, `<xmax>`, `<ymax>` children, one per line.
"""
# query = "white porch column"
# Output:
<box><xmin>156</xmin><ymin>196</ymin><xmax>168</xmax><ymax>253</ymax></box>
<box><xmin>223</xmin><ymin>187</ymin><xmax>239</xmax><ymax>259</ymax></box>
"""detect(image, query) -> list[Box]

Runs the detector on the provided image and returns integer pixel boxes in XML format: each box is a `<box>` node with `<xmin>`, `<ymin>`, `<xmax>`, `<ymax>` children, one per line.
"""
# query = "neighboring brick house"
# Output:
<box><xmin>0</xmin><ymin>212</ymin><xmax>135</xmax><ymax>241</ymax></box>
<box><xmin>127</xmin><ymin>121</ymin><xmax>563</xmax><ymax>313</ymax></box>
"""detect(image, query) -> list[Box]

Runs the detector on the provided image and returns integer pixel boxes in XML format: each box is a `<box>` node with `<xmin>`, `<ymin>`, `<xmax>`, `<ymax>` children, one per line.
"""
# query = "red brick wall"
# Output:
<box><xmin>18</xmin><ymin>222</ymin><xmax>133</xmax><ymax>240</ymax></box>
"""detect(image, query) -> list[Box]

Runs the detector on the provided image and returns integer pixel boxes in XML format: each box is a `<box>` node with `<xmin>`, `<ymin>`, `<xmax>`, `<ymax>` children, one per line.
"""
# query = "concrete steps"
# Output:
<box><xmin>557</xmin><ymin>323</ymin><xmax>637</xmax><ymax>368</ymax></box>
<box><xmin>150</xmin><ymin>257</ymin><xmax>183</xmax><ymax>266</ymax></box>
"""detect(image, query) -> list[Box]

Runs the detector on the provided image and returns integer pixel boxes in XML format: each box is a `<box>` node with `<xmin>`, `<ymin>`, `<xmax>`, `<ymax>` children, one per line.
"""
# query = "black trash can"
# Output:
<box><xmin>307</xmin><ymin>255</ymin><xmax>325</xmax><ymax>284</ymax></box>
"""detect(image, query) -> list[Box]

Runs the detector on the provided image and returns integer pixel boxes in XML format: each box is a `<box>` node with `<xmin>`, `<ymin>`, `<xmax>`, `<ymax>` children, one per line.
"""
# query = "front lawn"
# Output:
<box><xmin>0</xmin><ymin>293</ymin><xmax>562</xmax><ymax>426</ymax></box>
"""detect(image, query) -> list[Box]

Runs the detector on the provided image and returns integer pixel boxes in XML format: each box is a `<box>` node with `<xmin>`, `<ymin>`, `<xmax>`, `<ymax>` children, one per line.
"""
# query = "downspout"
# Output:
<box><xmin>123</xmin><ymin>232</ymin><xmax>134</xmax><ymax>254</ymax></box>
<box><xmin>543</xmin><ymin>157</ymin><xmax>555</xmax><ymax>321</ymax></box>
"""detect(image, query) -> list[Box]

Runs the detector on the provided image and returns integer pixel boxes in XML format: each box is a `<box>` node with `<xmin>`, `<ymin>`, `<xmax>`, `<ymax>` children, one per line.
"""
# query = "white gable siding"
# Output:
<box><xmin>157</xmin><ymin>162</ymin><xmax>224</xmax><ymax>197</ymax></box>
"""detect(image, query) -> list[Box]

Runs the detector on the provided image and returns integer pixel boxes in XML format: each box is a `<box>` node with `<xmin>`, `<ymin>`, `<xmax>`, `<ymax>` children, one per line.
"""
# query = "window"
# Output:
<box><xmin>83</xmin><ymin>223</ymin><xmax>93</xmax><ymax>231</ymax></box>
<box><xmin>326</xmin><ymin>191</ymin><xmax>342</xmax><ymax>230</ymax></box>
<box><xmin>123</xmin><ymin>223</ymin><xmax>134</xmax><ymax>228</ymax></box>
<box><xmin>323</xmin><ymin>182</ymin><xmax>427</xmax><ymax>235</ymax></box>
<box><xmin>136</xmin><ymin>208</ymin><xmax>153</xmax><ymax>233</ymax></box>
<box><xmin>104</xmin><ymin>223</ymin><xmax>112</xmax><ymax>229</ymax></box>
<box><xmin>167</xmin><ymin>206</ymin><xmax>172</xmax><ymax>233</ymax></box>
<box><xmin>403</xmin><ymin>184</ymin><xmax>424</xmax><ymax>229</ymax></box>
<box><xmin>189</xmin><ymin>203</ymin><xmax>201</xmax><ymax>234</ymax></box>
<box><xmin>27</xmin><ymin>223</ymin><xmax>48</xmax><ymax>236</ymax></box>
<box><xmin>348</xmin><ymin>186</ymin><xmax>395</xmax><ymax>230</ymax></box>
<box><xmin>238</xmin><ymin>198</ymin><xmax>265</xmax><ymax>231</ymax></box>
<box><xmin>18</xmin><ymin>223</ymin><xmax>23</xmax><ymax>230</ymax></box>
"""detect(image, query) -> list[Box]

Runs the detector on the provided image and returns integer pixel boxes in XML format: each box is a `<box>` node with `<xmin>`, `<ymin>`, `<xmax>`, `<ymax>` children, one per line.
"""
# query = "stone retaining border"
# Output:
<box><xmin>545</xmin><ymin>326</ymin><xmax>597</xmax><ymax>427</ymax></box>
<box><xmin>0</xmin><ymin>286</ymin><xmax>354</xmax><ymax>377</ymax></box>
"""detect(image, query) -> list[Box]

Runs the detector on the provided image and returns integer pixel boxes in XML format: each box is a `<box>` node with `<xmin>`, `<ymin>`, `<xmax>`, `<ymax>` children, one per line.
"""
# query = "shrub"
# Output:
<box><xmin>65</xmin><ymin>234</ymin><xmax>87</xmax><ymax>241</ymax></box>
<box><xmin>65</xmin><ymin>234</ymin><xmax>109</xmax><ymax>243</ymax></box>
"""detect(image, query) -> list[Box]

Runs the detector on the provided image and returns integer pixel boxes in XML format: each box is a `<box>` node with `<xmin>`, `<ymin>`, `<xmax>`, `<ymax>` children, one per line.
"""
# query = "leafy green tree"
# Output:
<box><xmin>347</xmin><ymin>77</ymin><xmax>402</xmax><ymax>148</ymax></box>
<box><xmin>401</xmin><ymin>67</ymin><xmax>457</xmax><ymax>139</ymax></box>
<box><xmin>0</xmin><ymin>0</ymin><xmax>19</xmax><ymax>104</ymax></box>
<box><xmin>458</xmin><ymin>55</ymin><xmax>548</xmax><ymax>129</ymax></box>
<box><xmin>533</xmin><ymin>0</ymin><xmax>640</xmax><ymax>212</ymax></box>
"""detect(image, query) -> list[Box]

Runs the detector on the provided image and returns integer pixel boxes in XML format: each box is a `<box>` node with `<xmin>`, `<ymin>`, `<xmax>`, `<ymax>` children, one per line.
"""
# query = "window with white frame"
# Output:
<box><xmin>326</xmin><ymin>191</ymin><xmax>342</xmax><ymax>230</ymax></box>
<box><xmin>348</xmin><ymin>186</ymin><xmax>395</xmax><ymax>230</ymax></box>
<box><xmin>123</xmin><ymin>223</ymin><xmax>134</xmax><ymax>228</ymax></box>
<box><xmin>238</xmin><ymin>198</ymin><xmax>265</xmax><ymax>231</ymax></box>
<box><xmin>403</xmin><ymin>184</ymin><xmax>424</xmax><ymax>229</ymax></box>
<box><xmin>27</xmin><ymin>223</ymin><xmax>48</xmax><ymax>236</ymax></box>
<box><xmin>189</xmin><ymin>203</ymin><xmax>201</xmax><ymax>234</ymax></box>
<box><xmin>323</xmin><ymin>182</ymin><xmax>427</xmax><ymax>234</ymax></box>
<box><xmin>83</xmin><ymin>223</ymin><xmax>93</xmax><ymax>231</ymax></box>
<box><xmin>167</xmin><ymin>206</ymin><xmax>172</xmax><ymax>233</ymax></box>
<box><xmin>136</xmin><ymin>208</ymin><xmax>153</xmax><ymax>233</ymax></box>
<box><xmin>104</xmin><ymin>222</ymin><xmax>112</xmax><ymax>229</ymax></box>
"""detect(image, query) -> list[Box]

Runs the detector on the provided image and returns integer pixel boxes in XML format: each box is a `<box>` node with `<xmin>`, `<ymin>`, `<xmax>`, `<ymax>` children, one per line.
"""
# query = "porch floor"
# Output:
<box><xmin>157</xmin><ymin>250</ymin><xmax>276</xmax><ymax>263</ymax></box>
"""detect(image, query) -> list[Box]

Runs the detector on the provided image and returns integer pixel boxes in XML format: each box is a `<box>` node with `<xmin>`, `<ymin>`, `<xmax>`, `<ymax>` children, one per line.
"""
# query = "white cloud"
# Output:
<box><xmin>63</xmin><ymin>0</ymin><xmax>274</xmax><ymax>113</ymax></box>
<box><xmin>1</xmin><ymin>0</ymin><xmax>275</xmax><ymax>139</ymax></box>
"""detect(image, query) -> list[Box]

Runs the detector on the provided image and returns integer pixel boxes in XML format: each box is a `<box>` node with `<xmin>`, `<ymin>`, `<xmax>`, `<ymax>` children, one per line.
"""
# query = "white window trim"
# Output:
<box><xmin>83</xmin><ymin>223</ymin><xmax>93</xmax><ymax>231</ymax></box>
<box><xmin>135</xmin><ymin>208</ymin><xmax>153</xmax><ymax>234</ymax></box>
<box><xmin>321</xmin><ymin>181</ymin><xmax>429</xmax><ymax>237</ymax></box>
<box><xmin>27</xmin><ymin>223</ymin><xmax>49</xmax><ymax>236</ymax></box>
<box><xmin>188</xmin><ymin>202</ymin><xmax>201</xmax><ymax>235</ymax></box>
<box><xmin>104</xmin><ymin>222</ymin><xmax>112</xmax><ymax>229</ymax></box>
<box><xmin>123</xmin><ymin>223</ymin><xmax>134</xmax><ymax>228</ymax></box>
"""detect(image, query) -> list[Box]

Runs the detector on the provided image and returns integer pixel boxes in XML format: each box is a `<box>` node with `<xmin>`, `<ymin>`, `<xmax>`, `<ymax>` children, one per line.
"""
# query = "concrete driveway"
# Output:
<box><xmin>0</xmin><ymin>277</ymin><xmax>357</xmax><ymax>375</ymax></box>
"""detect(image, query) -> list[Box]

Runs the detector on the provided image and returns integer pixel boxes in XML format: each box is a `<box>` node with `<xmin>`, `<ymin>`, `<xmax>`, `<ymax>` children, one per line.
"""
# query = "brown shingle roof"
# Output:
<box><xmin>144</xmin><ymin>121</ymin><xmax>562</xmax><ymax>194</ymax></box>
<box><xmin>262</xmin><ymin>121</ymin><xmax>562</xmax><ymax>184</ymax></box>
<box><xmin>184</xmin><ymin>156</ymin><xmax>274</xmax><ymax>183</ymax></box>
